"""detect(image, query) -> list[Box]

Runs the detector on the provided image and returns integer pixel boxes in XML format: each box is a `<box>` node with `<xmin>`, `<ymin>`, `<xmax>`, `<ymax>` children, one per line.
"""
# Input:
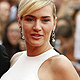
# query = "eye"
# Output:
<box><xmin>26</xmin><ymin>18</ymin><xmax>34</xmax><ymax>22</ymax></box>
<box><xmin>42</xmin><ymin>19</ymin><xmax>50</xmax><ymax>22</ymax></box>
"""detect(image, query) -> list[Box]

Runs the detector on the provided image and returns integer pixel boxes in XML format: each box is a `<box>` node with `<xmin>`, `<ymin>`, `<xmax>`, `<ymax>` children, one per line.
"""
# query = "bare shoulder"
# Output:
<box><xmin>50</xmin><ymin>55</ymin><xmax>72</xmax><ymax>72</ymax></box>
<box><xmin>50</xmin><ymin>55</ymin><xmax>80</xmax><ymax>80</ymax></box>
<box><xmin>10</xmin><ymin>51</ymin><xmax>24</xmax><ymax>68</ymax></box>
<box><xmin>51</xmin><ymin>55</ymin><xmax>71</xmax><ymax>66</ymax></box>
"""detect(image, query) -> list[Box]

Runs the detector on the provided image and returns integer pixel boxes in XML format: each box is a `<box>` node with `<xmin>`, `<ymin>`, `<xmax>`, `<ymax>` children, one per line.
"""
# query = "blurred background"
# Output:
<box><xmin>0</xmin><ymin>0</ymin><xmax>80</xmax><ymax>76</ymax></box>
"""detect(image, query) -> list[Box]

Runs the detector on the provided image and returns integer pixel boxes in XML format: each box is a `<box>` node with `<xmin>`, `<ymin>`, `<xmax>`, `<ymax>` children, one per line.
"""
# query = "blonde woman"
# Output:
<box><xmin>1</xmin><ymin>0</ymin><xmax>80</xmax><ymax>80</ymax></box>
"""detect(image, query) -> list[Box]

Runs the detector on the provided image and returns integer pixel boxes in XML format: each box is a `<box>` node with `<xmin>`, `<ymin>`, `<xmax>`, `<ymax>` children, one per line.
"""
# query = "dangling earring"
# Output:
<box><xmin>20</xmin><ymin>28</ymin><xmax>25</xmax><ymax>40</ymax></box>
<box><xmin>22</xmin><ymin>35</ymin><xmax>25</xmax><ymax>40</ymax></box>
<box><xmin>52</xmin><ymin>30</ymin><xmax>55</xmax><ymax>42</ymax></box>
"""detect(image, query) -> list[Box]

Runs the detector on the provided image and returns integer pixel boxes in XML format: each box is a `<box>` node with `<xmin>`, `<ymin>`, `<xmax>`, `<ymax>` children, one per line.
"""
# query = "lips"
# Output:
<box><xmin>31</xmin><ymin>33</ymin><xmax>43</xmax><ymax>40</ymax></box>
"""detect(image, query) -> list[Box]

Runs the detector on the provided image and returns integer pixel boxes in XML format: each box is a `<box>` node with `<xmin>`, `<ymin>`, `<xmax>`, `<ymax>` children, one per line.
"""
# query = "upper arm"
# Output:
<box><xmin>51</xmin><ymin>55</ymin><xmax>80</xmax><ymax>80</ymax></box>
<box><xmin>10</xmin><ymin>52</ymin><xmax>23</xmax><ymax>68</ymax></box>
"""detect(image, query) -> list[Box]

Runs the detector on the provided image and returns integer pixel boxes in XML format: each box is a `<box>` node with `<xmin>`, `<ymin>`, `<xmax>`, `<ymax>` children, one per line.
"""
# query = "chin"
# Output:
<box><xmin>31</xmin><ymin>42</ymin><xmax>43</xmax><ymax>47</ymax></box>
<box><xmin>26</xmin><ymin>40</ymin><xmax>44</xmax><ymax>47</ymax></box>
<box><xmin>11</xmin><ymin>42</ymin><xmax>18</xmax><ymax>46</ymax></box>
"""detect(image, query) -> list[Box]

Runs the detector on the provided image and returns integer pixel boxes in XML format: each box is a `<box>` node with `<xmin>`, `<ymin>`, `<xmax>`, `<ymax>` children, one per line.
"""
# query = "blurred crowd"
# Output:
<box><xmin>0</xmin><ymin>0</ymin><xmax>80</xmax><ymax>76</ymax></box>
<box><xmin>0</xmin><ymin>0</ymin><xmax>26</xmax><ymax>59</ymax></box>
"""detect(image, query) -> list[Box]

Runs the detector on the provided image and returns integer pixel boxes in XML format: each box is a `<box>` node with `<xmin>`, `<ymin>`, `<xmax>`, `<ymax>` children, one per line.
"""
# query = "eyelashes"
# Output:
<box><xmin>25</xmin><ymin>18</ymin><xmax>34</xmax><ymax>22</ymax></box>
<box><xmin>24</xmin><ymin>18</ymin><xmax>50</xmax><ymax>23</ymax></box>
<box><xmin>42</xmin><ymin>19</ymin><xmax>50</xmax><ymax>22</ymax></box>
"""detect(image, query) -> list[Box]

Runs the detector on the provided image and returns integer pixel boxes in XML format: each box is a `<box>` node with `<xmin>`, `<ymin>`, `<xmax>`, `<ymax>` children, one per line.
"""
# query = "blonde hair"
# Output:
<box><xmin>18</xmin><ymin>0</ymin><xmax>56</xmax><ymax>19</ymax></box>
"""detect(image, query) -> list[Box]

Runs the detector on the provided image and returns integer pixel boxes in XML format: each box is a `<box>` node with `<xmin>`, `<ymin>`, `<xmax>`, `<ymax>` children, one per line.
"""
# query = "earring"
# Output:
<box><xmin>20</xmin><ymin>28</ymin><xmax>25</xmax><ymax>40</ymax></box>
<box><xmin>52</xmin><ymin>30</ymin><xmax>55</xmax><ymax>42</ymax></box>
<box><xmin>22</xmin><ymin>35</ymin><xmax>25</xmax><ymax>40</ymax></box>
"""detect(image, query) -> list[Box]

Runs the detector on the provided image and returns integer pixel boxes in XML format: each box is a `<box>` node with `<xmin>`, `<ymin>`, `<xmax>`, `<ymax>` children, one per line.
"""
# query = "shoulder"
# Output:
<box><xmin>0</xmin><ymin>45</ymin><xmax>10</xmax><ymax>60</ymax></box>
<box><xmin>0</xmin><ymin>45</ymin><xmax>5</xmax><ymax>49</ymax></box>
<box><xmin>50</xmin><ymin>55</ymin><xmax>80</xmax><ymax>80</ymax></box>
<box><xmin>0</xmin><ymin>45</ymin><xmax>6</xmax><ymax>54</ymax></box>
<box><xmin>10</xmin><ymin>51</ymin><xmax>26</xmax><ymax>68</ymax></box>
<box><xmin>51</xmin><ymin>55</ymin><xmax>72</xmax><ymax>70</ymax></box>
<box><xmin>0</xmin><ymin>45</ymin><xmax>10</xmax><ymax>77</ymax></box>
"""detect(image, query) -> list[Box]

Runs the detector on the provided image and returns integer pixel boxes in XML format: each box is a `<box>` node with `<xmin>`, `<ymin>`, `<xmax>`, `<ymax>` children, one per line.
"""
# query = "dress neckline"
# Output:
<box><xmin>26</xmin><ymin>48</ymin><xmax>53</xmax><ymax>58</ymax></box>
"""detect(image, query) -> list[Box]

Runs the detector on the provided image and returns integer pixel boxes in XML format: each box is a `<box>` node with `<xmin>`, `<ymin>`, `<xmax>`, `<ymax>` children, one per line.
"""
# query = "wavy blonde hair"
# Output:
<box><xmin>18</xmin><ymin>0</ymin><xmax>56</xmax><ymax>19</ymax></box>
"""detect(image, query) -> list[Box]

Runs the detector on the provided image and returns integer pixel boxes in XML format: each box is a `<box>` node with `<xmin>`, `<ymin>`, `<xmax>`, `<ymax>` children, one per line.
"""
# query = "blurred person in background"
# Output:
<box><xmin>2</xmin><ymin>19</ymin><xmax>22</xmax><ymax>59</ymax></box>
<box><xmin>55</xmin><ymin>17</ymin><xmax>80</xmax><ymax>76</ymax></box>
<box><xmin>72</xmin><ymin>6</ymin><xmax>80</xmax><ymax>28</ymax></box>
<box><xmin>54</xmin><ymin>0</ymin><xmax>63</xmax><ymax>13</ymax></box>
<box><xmin>55</xmin><ymin>17</ymin><xmax>75</xmax><ymax>61</ymax></box>
<box><xmin>18</xmin><ymin>39</ymin><xmax>26</xmax><ymax>51</ymax></box>
<box><xmin>55</xmin><ymin>0</ymin><xmax>80</xmax><ymax>18</ymax></box>
<box><xmin>0</xmin><ymin>1</ymin><xmax>11</xmax><ymax>44</ymax></box>
<box><xmin>9</xmin><ymin>0</ymin><xmax>20</xmax><ymax>20</ymax></box>
<box><xmin>0</xmin><ymin>45</ymin><xmax>10</xmax><ymax>78</ymax></box>
<box><xmin>0</xmin><ymin>0</ymin><xmax>11</xmax><ymax>26</ymax></box>
<box><xmin>9</xmin><ymin>0</ymin><xmax>20</xmax><ymax>6</ymax></box>
<box><xmin>0</xmin><ymin>24</ymin><xmax>3</xmax><ymax>45</ymax></box>
<box><xmin>73</xmin><ymin>6</ymin><xmax>80</xmax><ymax>71</ymax></box>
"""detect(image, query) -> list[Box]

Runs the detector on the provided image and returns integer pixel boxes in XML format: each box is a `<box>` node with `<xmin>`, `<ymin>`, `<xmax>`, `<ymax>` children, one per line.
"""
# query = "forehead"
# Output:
<box><xmin>27</xmin><ymin>5</ymin><xmax>53</xmax><ymax>17</ymax></box>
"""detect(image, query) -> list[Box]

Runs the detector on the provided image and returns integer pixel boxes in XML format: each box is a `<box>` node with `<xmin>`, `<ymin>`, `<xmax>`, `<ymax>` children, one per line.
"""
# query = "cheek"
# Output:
<box><xmin>7</xmin><ymin>33</ymin><xmax>12</xmax><ymax>40</ymax></box>
<box><xmin>43</xmin><ymin>24</ymin><xmax>53</xmax><ymax>35</ymax></box>
<box><xmin>7</xmin><ymin>33</ymin><xmax>14</xmax><ymax>44</ymax></box>
<box><xmin>22</xmin><ymin>24</ymin><xmax>31</xmax><ymax>37</ymax></box>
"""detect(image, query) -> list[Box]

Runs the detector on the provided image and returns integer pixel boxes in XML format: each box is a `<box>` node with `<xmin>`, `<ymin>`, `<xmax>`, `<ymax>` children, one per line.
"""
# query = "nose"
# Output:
<box><xmin>33</xmin><ymin>20</ymin><xmax>41</xmax><ymax>32</ymax></box>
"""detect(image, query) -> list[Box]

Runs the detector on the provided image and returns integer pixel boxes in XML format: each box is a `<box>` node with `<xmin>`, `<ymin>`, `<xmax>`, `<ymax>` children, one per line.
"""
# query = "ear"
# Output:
<box><xmin>53</xmin><ymin>17</ymin><xmax>57</xmax><ymax>31</ymax></box>
<box><xmin>18</xmin><ymin>16</ymin><xmax>22</xmax><ymax>30</ymax></box>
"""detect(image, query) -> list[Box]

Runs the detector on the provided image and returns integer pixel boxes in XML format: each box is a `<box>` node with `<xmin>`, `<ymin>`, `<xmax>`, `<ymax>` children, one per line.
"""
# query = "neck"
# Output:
<box><xmin>26</xmin><ymin>42</ymin><xmax>53</xmax><ymax>57</ymax></box>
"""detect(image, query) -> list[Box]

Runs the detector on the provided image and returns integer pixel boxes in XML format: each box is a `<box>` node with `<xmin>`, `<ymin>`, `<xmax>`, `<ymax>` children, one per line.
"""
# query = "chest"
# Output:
<box><xmin>1</xmin><ymin>49</ymin><xmax>59</xmax><ymax>80</ymax></box>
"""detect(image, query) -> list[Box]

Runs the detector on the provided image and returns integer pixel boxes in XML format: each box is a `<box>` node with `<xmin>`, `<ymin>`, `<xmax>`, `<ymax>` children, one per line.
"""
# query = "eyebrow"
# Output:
<box><xmin>41</xmin><ymin>16</ymin><xmax>51</xmax><ymax>18</ymax></box>
<box><xmin>24</xmin><ymin>15</ymin><xmax>51</xmax><ymax>18</ymax></box>
<box><xmin>24</xmin><ymin>15</ymin><xmax>35</xmax><ymax>18</ymax></box>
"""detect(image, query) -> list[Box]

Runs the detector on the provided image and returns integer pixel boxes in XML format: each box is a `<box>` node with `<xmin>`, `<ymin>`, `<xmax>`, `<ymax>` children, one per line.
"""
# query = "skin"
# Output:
<box><xmin>19</xmin><ymin>5</ymin><xmax>56</xmax><ymax>56</ymax></box>
<box><xmin>0</xmin><ymin>1</ymin><xmax>10</xmax><ymax>23</ymax></box>
<box><xmin>10</xmin><ymin>5</ymin><xmax>80</xmax><ymax>80</ymax></box>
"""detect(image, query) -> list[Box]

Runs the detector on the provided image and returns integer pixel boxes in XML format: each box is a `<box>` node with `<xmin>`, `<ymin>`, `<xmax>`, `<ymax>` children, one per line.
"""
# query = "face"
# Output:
<box><xmin>7</xmin><ymin>22</ymin><xmax>21</xmax><ymax>46</ymax></box>
<box><xmin>0</xmin><ymin>1</ymin><xmax>10</xmax><ymax>22</ymax></box>
<box><xmin>20</xmin><ymin>5</ymin><xmax>56</xmax><ymax>47</ymax></box>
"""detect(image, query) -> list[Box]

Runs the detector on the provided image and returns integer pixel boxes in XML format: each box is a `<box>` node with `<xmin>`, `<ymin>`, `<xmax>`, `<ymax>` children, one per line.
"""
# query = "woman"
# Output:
<box><xmin>2</xmin><ymin>19</ymin><xmax>21</xmax><ymax>59</ymax></box>
<box><xmin>1</xmin><ymin>0</ymin><xmax>80</xmax><ymax>80</ymax></box>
